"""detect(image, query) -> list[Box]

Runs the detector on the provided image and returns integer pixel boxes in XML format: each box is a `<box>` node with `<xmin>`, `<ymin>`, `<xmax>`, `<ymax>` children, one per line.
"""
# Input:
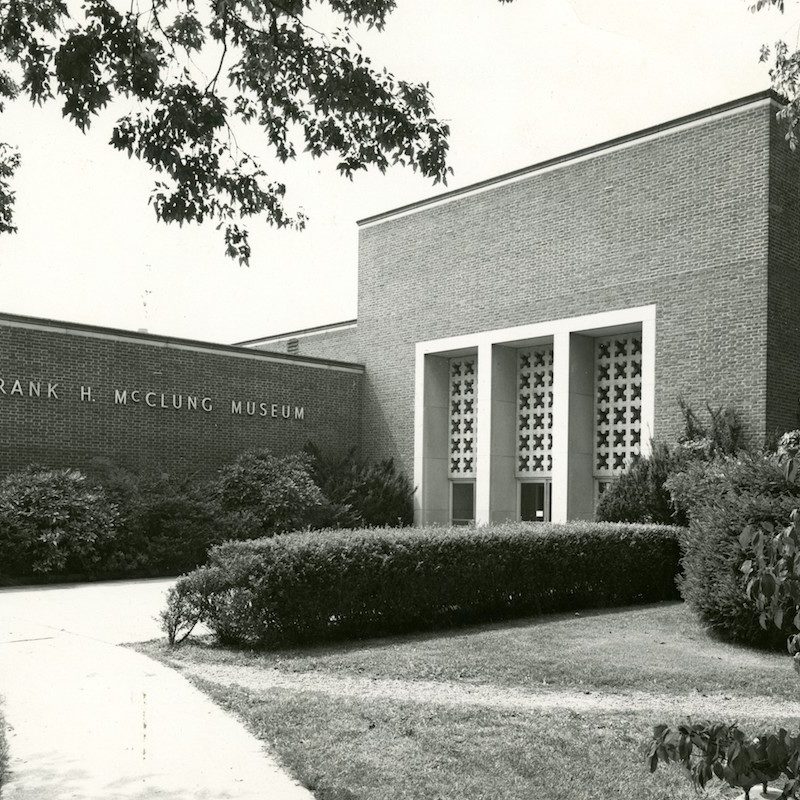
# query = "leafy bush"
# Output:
<box><xmin>668</xmin><ymin>449</ymin><xmax>800</xmax><ymax>648</ymax></box>
<box><xmin>163</xmin><ymin>521</ymin><xmax>682</xmax><ymax>647</ymax></box>
<box><xmin>739</xmin><ymin>437</ymin><xmax>800</xmax><ymax>660</ymax></box>
<box><xmin>667</xmin><ymin>452</ymin><xmax>790</xmax><ymax>521</ymax></box>
<box><xmin>649</xmin><ymin>719</ymin><xmax>797</xmax><ymax>800</ymax></box>
<box><xmin>679</xmin><ymin>488</ymin><xmax>800</xmax><ymax>649</ymax></box>
<box><xmin>597</xmin><ymin>401</ymin><xmax>746</xmax><ymax>526</ymax></box>
<box><xmin>649</xmin><ymin>439</ymin><xmax>800</xmax><ymax>800</ymax></box>
<box><xmin>213</xmin><ymin>449</ymin><xmax>325</xmax><ymax>537</ymax></box>
<box><xmin>0</xmin><ymin>468</ymin><xmax>117</xmax><ymax>576</ymax></box>
<box><xmin>161</xmin><ymin>565</ymin><xmax>221</xmax><ymax>644</ymax></box>
<box><xmin>677</xmin><ymin>397</ymin><xmax>744</xmax><ymax>457</ymax></box>
<box><xmin>305</xmin><ymin>444</ymin><xmax>414</xmax><ymax>528</ymax></box>
<box><xmin>596</xmin><ymin>442</ymin><xmax>688</xmax><ymax>525</ymax></box>
<box><xmin>88</xmin><ymin>461</ymin><xmax>221</xmax><ymax>575</ymax></box>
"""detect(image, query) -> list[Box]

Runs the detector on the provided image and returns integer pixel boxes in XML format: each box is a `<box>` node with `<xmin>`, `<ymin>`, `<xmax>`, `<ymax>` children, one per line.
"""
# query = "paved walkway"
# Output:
<box><xmin>0</xmin><ymin>579</ymin><xmax>313</xmax><ymax>799</ymax></box>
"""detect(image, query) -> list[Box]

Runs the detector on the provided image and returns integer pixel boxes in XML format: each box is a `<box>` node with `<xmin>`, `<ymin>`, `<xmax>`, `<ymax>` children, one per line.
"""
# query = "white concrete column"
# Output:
<box><xmin>413</xmin><ymin>348</ymin><xmax>425</xmax><ymax>524</ymax></box>
<box><xmin>414</xmin><ymin>352</ymin><xmax>450</xmax><ymax>525</ymax></box>
<box><xmin>550</xmin><ymin>331</ymin><xmax>571</xmax><ymax>523</ymax></box>
<box><xmin>640</xmin><ymin>313</ymin><xmax>656</xmax><ymax>457</ymax></box>
<box><xmin>489</xmin><ymin>345</ymin><xmax>518</xmax><ymax>523</ymax></box>
<box><xmin>567</xmin><ymin>334</ymin><xmax>595</xmax><ymax>520</ymax></box>
<box><xmin>475</xmin><ymin>341</ymin><xmax>493</xmax><ymax>526</ymax></box>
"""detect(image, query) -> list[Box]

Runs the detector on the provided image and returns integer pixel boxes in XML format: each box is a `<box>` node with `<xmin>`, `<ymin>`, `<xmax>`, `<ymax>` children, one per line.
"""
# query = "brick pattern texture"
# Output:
<box><xmin>254</xmin><ymin>327</ymin><xmax>360</xmax><ymax>362</ymax></box>
<box><xmin>0</xmin><ymin>322</ymin><xmax>363</xmax><ymax>476</ymax></box>
<box><xmin>767</xmin><ymin>110</ymin><xmax>800</xmax><ymax>440</ymax></box>
<box><xmin>302</xmin><ymin>102</ymin><xmax>779</xmax><ymax>479</ymax></box>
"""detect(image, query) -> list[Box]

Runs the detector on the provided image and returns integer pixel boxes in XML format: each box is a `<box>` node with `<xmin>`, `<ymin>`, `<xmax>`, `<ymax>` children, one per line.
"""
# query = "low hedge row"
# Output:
<box><xmin>163</xmin><ymin>521</ymin><xmax>683</xmax><ymax>647</ymax></box>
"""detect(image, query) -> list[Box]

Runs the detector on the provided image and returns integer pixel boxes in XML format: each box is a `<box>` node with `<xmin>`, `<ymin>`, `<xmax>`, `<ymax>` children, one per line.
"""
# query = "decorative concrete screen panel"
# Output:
<box><xmin>448</xmin><ymin>356</ymin><xmax>477</xmax><ymax>478</ymax></box>
<box><xmin>0</xmin><ymin>315</ymin><xmax>364</xmax><ymax>477</ymax></box>
<box><xmin>516</xmin><ymin>345</ymin><xmax>554</xmax><ymax>477</ymax></box>
<box><xmin>594</xmin><ymin>335</ymin><xmax>642</xmax><ymax>477</ymax></box>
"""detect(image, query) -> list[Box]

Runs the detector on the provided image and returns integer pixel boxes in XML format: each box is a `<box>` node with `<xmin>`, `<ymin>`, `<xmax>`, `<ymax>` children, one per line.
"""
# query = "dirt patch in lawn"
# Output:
<box><xmin>169</xmin><ymin>658</ymin><xmax>800</xmax><ymax>721</ymax></box>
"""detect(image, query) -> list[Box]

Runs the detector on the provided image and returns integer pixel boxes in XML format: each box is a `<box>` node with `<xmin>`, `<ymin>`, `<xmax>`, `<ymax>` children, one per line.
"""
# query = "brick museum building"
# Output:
<box><xmin>2</xmin><ymin>89</ymin><xmax>799</xmax><ymax>527</ymax></box>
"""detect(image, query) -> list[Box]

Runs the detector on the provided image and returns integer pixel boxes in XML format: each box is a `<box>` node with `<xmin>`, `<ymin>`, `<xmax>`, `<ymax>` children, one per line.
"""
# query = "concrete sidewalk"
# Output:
<box><xmin>0</xmin><ymin>579</ymin><xmax>313</xmax><ymax>800</ymax></box>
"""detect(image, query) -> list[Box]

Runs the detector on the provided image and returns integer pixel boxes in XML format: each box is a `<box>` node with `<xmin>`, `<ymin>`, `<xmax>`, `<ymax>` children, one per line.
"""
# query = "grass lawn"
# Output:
<box><xmin>138</xmin><ymin>602</ymin><xmax>800</xmax><ymax>800</ymax></box>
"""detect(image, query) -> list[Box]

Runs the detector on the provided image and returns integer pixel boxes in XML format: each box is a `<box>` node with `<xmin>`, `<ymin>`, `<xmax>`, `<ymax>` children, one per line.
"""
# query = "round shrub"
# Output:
<box><xmin>214</xmin><ymin>449</ymin><xmax>325</xmax><ymax>537</ymax></box>
<box><xmin>678</xmin><ymin>460</ymin><xmax>800</xmax><ymax>648</ymax></box>
<box><xmin>0</xmin><ymin>468</ymin><xmax>117</xmax><ymax>576</ymax></box>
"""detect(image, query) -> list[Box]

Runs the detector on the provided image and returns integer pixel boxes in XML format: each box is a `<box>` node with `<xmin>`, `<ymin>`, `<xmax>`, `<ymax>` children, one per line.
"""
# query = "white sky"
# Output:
<box><xmin>1</xmin><ymin>0</ymin><xmax>797</xmax><ymax>344</ymax></box>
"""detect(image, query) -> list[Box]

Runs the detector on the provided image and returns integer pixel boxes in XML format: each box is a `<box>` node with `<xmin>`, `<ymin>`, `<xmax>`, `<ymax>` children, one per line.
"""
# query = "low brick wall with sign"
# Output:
<box><xmin>0</xmin><ymin>314</ymin><xmax>363</xmax><ymax>476</ymax></box>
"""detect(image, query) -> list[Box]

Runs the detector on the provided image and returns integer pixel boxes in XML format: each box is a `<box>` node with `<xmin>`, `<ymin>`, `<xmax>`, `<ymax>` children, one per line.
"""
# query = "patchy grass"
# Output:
<box><xmin>194</xmin><ymin>679</ymin><xmax>747</xmax><ymax>800</ymax></box>
<box><xmin>146</xmin><ymin>602</ymin><xmax>793</xmax><ymax>698</ymax></box>
<box><xmin>138</xmin><ymin>602</ymin><xmax>800</xmax><ymax>800</ymax></box>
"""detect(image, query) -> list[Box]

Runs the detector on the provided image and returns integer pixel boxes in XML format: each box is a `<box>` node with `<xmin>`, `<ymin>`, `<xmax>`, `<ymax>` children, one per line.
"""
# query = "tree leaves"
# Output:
<box><xmin>0</xmin><ymin>0</ymin><xmax>498</xmax><ymax>263</ymax></box>
<box><xmin>0</xmin><ymin>143</ymin><xmax>20</xmax><ymax>234</ymax></box>
<box><xmin>750</xmin><ymin>0</ymin><xmax>786</xmax><ymax>12</ymax></box>
<box><xmin>164</xmin><ymin>13</ymin><xmax>205</xmax><ymax>53</ymax></box>
<box><xmin>648</xmin><ymin>719</ymin><xmax>797</xmax><ymax>798</ymax></box>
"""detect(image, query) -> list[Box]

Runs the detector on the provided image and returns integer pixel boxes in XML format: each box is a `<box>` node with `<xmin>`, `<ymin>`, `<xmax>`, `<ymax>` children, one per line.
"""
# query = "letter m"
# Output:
<box><xmin>114</xmin><ymin>389</ymin><xmax>128</xmax><ymax>405</ymax></box>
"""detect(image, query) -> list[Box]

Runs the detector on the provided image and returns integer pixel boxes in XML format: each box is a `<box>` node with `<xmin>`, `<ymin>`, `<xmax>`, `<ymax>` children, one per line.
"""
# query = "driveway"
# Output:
<box><xmin>0</xmin><ymin>578</ymin><xmax>313</xmax><ymax>800</ymax></box>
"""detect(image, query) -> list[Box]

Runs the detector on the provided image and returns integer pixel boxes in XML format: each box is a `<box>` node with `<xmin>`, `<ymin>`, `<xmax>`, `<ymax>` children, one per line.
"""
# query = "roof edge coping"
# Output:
<box><xmin>357</xmin><ymin>89</ymin><xmax>784</xmax><ymax>228</ymax></box>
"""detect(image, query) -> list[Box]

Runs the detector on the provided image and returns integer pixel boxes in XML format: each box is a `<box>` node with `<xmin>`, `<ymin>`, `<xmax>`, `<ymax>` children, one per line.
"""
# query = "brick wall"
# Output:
<box><xmin>253</xmin><ymin>326</ymin><xmax>362</xmax><ymax>362</ymax></box>
<box><xmin>767</xmin><ymin>110</ymin><xmax>800</xmax><ymax>440</ymax></box>
<box><xmin>0</xmin><ymin>318</ymin><xmax>363</xmax><ymax>476</ymax></box>
<box><xmin>354</xmin><ymin>101</ymin><xmax>773</xmax><ymax>477</ymax></box>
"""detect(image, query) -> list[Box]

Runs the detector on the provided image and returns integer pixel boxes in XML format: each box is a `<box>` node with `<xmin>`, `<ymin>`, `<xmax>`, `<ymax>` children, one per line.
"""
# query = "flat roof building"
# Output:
<box><xmin>244</xmin><ymin>89</ymin><xmax>800</xmax><ymax>527</ymax></box>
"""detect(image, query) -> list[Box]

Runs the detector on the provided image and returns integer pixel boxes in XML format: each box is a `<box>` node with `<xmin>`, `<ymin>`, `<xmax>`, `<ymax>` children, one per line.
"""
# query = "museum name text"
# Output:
<box><xmin>0</xmin><ymin>378</ymin><xmax>305</xmax><ymax>419</ymax></box>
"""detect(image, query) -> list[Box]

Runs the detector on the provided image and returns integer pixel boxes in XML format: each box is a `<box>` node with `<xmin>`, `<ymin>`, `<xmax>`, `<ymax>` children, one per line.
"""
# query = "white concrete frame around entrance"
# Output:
<box><xmin>413</xmin><ymin>305</ymin><xmax>656</xmax><ymax>526</ymax></box>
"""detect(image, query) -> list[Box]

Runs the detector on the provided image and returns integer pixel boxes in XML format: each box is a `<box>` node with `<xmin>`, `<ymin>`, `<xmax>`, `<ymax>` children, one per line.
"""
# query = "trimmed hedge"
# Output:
<box><xmin>163</xmin><ymin>522</ymin><xmax>683</xmax><ymax>647</ymax></box>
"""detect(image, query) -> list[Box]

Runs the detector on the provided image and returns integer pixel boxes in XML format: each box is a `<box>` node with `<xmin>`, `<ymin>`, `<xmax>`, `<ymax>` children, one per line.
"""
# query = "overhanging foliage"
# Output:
<box><xmin>0</xmin><ymin>0</ymin><xmax>507</xmax><ymax>262</ymax></box>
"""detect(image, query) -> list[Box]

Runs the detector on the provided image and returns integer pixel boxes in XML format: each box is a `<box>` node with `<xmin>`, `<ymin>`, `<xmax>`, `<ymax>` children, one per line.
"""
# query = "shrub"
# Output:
<box><xmin>668</xmin><ymin>449</ymin><xmax>800</xmax><ymax>648</ymax></box>
<box><xmin>596</xmin><ymin>442</ymin><xmax>688</xmax><ymax>525</ymax></box>
<box><xmin>305</xmin><ymin>444</ymin><xmax>414</xmax><ymax>528</ymax></box>
<box><xmin>213</xmin><ymin>449</ymin><xmax>324</xmax><ymax>537</ymax></box>
<box><xmin>649</xmin><ymin>440</ymin><xmax>800</xmax><ymax>800</ymax></box>
<box><xmin>667</xmin><ymin>452</ymin><xmax>790</xmax><ymax>520</ymax></box>
<box><xmin>677</xmin><ymin>397</ymin><xmax>744</xmax><ymax>456</ymax></box>
<box><xmin>88</xmin><ymin>461</ymin><xmax>221</xmax><ymax>575</ymax></box>
<box><xmin>597</xmin><ymin>401</ymin><xmax>748</xmax><ymax>526</ymax></box>
<box><xmin>163</xmin><ymin>521</ymin><xmax>682</xmax><ymax>647</ymax></box>
<box><xmin>0</xmin><ymin>468</ymin><xmax>117</xmax><ymax>576</ymax></box>
<box><xmin>679</xmin><ymin>488</ymin><xmax>800</xmax><ymax>648</ymax></box>
<box><xmin>649</xmin><ymin>719</ymin><xmax>795</xmax><ymax>800</ymax></box>
<box><xmin>161</xmin><ymin>565</ymin><xmax>223</xmax><ymax>644</ymax></box>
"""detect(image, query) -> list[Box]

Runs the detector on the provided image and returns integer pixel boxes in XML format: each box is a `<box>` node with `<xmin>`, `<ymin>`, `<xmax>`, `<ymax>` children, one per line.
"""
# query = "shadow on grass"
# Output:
<box><xmin>144</xmin><ymin>598</ymin><xmax>688</xmax><ymax>661</ymax></box>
